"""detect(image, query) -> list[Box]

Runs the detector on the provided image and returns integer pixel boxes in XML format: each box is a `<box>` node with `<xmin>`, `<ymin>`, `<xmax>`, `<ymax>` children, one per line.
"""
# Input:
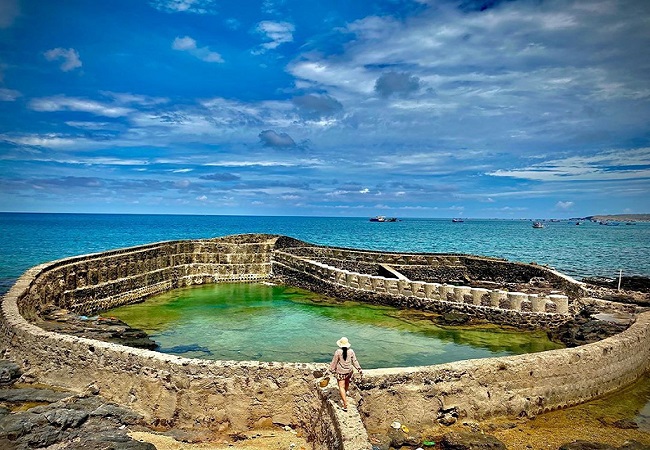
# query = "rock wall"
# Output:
<box><xmin>1</xmin><ymin>233</ymin><xmax>649</xmax><ymax>449</ymax></box>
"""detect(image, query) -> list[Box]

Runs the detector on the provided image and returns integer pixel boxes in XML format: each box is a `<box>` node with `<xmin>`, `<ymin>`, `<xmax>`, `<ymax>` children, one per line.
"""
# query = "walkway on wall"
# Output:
<box><xmin>317</xmin><ymin>377</ymin><xmax>372</xmax><ymax>450</ymax></box>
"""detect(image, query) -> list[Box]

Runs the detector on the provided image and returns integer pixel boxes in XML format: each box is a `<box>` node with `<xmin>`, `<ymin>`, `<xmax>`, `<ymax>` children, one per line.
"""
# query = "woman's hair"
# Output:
<box><xmin>342</xmin><ymin>347</ymin><xmax>348</xmax><ymax>360</ymax></box>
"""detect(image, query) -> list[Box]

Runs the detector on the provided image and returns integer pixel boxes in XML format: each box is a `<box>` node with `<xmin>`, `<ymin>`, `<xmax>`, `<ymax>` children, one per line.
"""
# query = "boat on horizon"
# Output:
<box><xmin>452</xmin><ymin>218</ymin><xmax>464</xmax><ymax>223</ymax></box>
<box><xmin>532</xmin><ymin>221</ymin><xmax>544</xmax><ymax>228</ymax></box>
<box><xmin>370</xmin><ymin>216</ymin><xmax>398</xmax><ymax>222</ymax></box>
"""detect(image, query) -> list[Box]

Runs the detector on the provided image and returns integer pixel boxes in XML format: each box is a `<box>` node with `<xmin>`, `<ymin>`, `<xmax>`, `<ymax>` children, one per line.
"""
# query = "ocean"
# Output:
<box><xmin>1</xmin><ymin>212</ymin><xmax>649</xmax><ymax>295</ymax></box>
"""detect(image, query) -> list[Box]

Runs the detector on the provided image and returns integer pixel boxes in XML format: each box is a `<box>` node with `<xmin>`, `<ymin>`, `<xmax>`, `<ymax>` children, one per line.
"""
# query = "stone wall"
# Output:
<box><xmin>18</xmin><ymin>234</ymin><xmax>279</xmax><ymax>318</ymax></box>
<box><xmin>274</xmin><ymin>245</ymin><xmax>585</xmax><ymax>299</ymax></box>
<box><xmin>272</xmin><ymin>251</ymin><xmax>571</xmax><ymax>329</ymax></box>
<box><xmin>358</xmin><ymin>309</ymin><xmax>650</xmax><ymax>434</ymax></box>
<box><xmin>1</xmin><ymin>234</ymin><xmax>649</xmax><ymax>449</ymax></box>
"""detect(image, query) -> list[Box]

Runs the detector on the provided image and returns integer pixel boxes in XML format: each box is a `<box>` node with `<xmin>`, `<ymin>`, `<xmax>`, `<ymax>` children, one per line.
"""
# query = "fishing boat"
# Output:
<box><xmin>532</xmin><ymin>221</ymin><xmax>544</xmax><ymax>228</ymax></box>
<box><xmin>452</xmin><ymin>218</ymin><xmax>464</xmax><ymax>223</ymax></box>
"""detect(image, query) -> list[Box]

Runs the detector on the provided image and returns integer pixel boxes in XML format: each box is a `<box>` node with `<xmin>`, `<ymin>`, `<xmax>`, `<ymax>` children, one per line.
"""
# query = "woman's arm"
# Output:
<box><xmin>351</xmin><ymin>351</ymin><xmax>362</xmax><ymax>372</ymax></box>
<box><xmin>329</xmin><ymin>351</ymin><xmax>339</xmax><ymax>372</ymax></box>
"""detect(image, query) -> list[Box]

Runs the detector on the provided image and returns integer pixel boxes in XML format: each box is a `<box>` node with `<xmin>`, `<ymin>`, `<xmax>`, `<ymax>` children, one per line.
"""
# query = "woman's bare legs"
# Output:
<box><xmin>337</xmin><ymin>378</ymin><xmax>348</xmax><ymax>410</ymax></box>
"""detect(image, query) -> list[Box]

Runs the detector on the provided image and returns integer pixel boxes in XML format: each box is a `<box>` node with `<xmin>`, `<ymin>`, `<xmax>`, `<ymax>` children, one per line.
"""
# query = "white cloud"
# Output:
<box><xmin>359</xmin><ymin>188</ymin><xmax>370</xmax><ymax>194</ymax></box>
<box><xmin>29</xmin><ymin>96</ymin><xmax>132</xmax><ymax>117</ymax></box>
<box><xmin>256</xmin><ymin>21</ymin><xmax>294</xmax><ymax>50</ymax></box>
<box><xmin>150</xmin><ymin>0</ymin><xmax>216</xmax><ymax>14</ymax></box>
<box><xmin>172</xmin><ymin>36</ymin><xmax>223</xmax><ymax>63</ymax></box>
<box><xmin>555</xmin><ymin>201</ymin><xmax>574</xmax><ymax>210</ymax></box>
<box><xmin>489</xmin><ymin>148</ymin><xmax>650</xmax><ymax>182</ymax></box>
<box><xmin>44</xmin><ymin>48</ymin><xmax>82</xmax><ymax>72</ymax></box>
<box><xmin>0</xmin><ymin>0</ymin><xmax>19</xmax><ymax>28</ymax></box>
<box><xmin>0</xmin><ymin>87</ymin><xmax>20</xmax><ymax>101</ymax></box>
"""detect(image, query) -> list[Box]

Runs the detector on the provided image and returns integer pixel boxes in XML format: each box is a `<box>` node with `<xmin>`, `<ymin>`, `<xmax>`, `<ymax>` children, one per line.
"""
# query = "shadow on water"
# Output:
<box><xmin>105</xmin><ymin>283</ymin><xmax>562</xmax><ymax>368</ymax></box>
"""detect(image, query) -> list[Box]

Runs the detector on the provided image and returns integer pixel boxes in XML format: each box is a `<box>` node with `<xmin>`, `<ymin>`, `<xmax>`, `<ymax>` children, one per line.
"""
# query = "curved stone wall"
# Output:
<box><xmin>1</xmin><ymin>233</ymin><xmax>649</xmax><ymax>447</ymax></box>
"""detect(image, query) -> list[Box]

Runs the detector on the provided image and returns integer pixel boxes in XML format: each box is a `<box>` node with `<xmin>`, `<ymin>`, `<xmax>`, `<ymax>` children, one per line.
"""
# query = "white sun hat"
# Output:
<box><xmin>336</xmin><ymin>337</ymin><xmax>351</xmax><ymax>348</ymax></box>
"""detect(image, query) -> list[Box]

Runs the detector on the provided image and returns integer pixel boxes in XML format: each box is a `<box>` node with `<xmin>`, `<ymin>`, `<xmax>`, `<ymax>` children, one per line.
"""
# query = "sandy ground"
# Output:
<box><xmin>129</xmin><ymin>428</ymin><xmax>311</xmax><ymax>450</ymax></box>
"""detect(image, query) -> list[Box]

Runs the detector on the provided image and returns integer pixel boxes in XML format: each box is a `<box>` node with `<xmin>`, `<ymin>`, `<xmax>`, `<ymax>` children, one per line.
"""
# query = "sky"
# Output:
<box><xmin>0</xmin><ymin>0</ymin><xmax>649</xmax><ymax>218</ymax></box>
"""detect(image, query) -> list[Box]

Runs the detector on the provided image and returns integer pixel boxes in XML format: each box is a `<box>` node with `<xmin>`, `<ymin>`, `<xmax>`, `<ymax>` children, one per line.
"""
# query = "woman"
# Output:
<box><xmin>329</xmin><ymin>336</ymin><xmax>363</xmax><ymax>412</ymax></box>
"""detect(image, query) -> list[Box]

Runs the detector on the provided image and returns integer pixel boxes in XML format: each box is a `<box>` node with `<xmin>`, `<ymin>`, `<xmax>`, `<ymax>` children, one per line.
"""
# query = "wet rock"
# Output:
<box><xmin>440</xmin><ymin>431</ymin><xmax>506</xmax><ymax>449</ymax></box>
<box><xmin>37</xmin><ymin>308</ymin><xmax>158</xmax><ymax>350</ymax></box>
<box><xmin>0</xmin><ymin>360</ymin><xmax>21</xmax><ymax>386</ymax></box>
<box><xmin>442</xmin><ymin>312</ymin><xmax>471</xmax><ymax>325</ymax></box>
<box><xmin>558</xmin><ymin>442</ymin><xmax>616</xmax><ymax>450</ymax></box>
<box><xmin>548</xmin><ymin>308</ymin><xmax>629</xmax><ymax>347</ymax></box>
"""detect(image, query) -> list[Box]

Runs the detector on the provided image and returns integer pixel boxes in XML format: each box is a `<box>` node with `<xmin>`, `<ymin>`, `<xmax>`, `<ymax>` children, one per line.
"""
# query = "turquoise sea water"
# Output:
<box><xmin>1</xmin><ymin>212</ymin><xmax>649</xmax><ymax>294</ymax></box>
<box><xmin>105</xmin><ymin>282</ymin><xmax>562</xmax><ymax>368</ymax></box>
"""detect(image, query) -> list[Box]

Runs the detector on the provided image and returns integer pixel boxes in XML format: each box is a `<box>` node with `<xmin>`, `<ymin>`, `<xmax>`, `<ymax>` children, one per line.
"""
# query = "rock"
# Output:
<box><xmin>0</xmin><ymin>360</ymin><xmax>21</xmax><ymax>386</ymax></box>
<box><xmin>611</xmin><ymin>419</ymin><xmax>638</xmax><ymax>429</ymax></box>
<box><xmin>79</xmin><ymin>430</ymin><xmax>157</xmax><ymax>450</ymax></box>
<box><xmin>440</xmin><ymin>431</ymin><xmax>506</xmax><ymax>449</ymax></box>
<box><xmin>0</xmin><ymin>387</ymin><xmax>72</xmax><ymax>403</ymax></box>
<box><xmin>558</xmin><ymin>442</ymin><xmax>616</xmax><ymax>450</ymax></box>
<box><xmin>91</xmin><ymin>403</ymin><xmax>143</xmax><ymax>424</ymax></box>
<box><xmin>619</xmin><ymin>441</ymin><xmax>650</xmax><ymax>450</ymax></box>
<box><xmin>442</xmin><ymin>312</ymin><xmax>471</xmax><ymax>325</ymax></box>
<box><xmin>43</xmin><ymin>408</ymin><xmax>89</xmax><ymax>429</ymax></box>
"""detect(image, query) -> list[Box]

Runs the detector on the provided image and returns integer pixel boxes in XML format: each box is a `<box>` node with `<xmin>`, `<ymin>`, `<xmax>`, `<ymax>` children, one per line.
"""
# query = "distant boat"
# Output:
<box><xmin>532</xmin><ymin>221</ymin><xmax>544</xmax><ymax>228</ymax></box>
<box><xmin>576</xmin><ymin>221</ymin><xmax>582</xmax><ymax>225</ymax></box>
<box><xmin>370</xmin><ymin>216</ymin><xmax>398</xmax><ymax>222</ymax></box>
<box><xmin>452</xmin><ymin>218</ymin><xmax>464</xmax><ymax>223</ymax></box>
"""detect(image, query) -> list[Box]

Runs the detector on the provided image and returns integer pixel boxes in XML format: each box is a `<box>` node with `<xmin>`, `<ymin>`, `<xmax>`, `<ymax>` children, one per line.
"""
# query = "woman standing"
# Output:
<box><xmin>329</xmin><ymin>336</ymin><xmax>363</xmax><ymax>411</ymax></box>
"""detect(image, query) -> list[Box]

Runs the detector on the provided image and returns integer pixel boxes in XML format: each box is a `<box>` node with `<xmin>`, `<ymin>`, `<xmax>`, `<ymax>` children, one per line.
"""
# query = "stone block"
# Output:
<box><xmin>471</xmin><ymin>288</ymin><xmax>489</xmax><ymax>306</ymax></box>
<box><xmin>507</xmin><ymin>292</ymin><xmax>527</xmax><ymax>311</ymax></box>
<box><xmin>454</xmin><ymin>286</ymin><xmax>472</xmax><ymax>303</ymax></box>
<box><xmin>490</xmin><ymin>290</ymin><xmax>507</xmax><ymax>308</ymax></box>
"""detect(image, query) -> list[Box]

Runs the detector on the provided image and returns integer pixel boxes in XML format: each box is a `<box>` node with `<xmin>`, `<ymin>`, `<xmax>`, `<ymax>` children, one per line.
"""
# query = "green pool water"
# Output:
<box><xmin>105</xmin><ymin>283</ymin><xmax>563</xmax><ymax>368</ymax></box>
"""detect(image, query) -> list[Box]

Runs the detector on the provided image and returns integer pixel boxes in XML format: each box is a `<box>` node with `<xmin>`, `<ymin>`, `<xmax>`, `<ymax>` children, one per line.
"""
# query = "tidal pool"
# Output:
<box><xmin>105</xmin><ymin>283</ymin><xmax>563</xmax><ymax>368</ymax></box>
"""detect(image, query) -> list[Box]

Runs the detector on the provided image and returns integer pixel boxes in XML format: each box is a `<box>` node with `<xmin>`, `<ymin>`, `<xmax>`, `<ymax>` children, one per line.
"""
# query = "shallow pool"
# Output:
<box><xmin>105</xmin><ymin>283</ymin><xmax>563</xmax><ymax>368</ymax></box>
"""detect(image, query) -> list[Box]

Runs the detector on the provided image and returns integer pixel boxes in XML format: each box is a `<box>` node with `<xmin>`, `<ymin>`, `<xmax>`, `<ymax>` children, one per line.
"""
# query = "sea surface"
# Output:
<box><xmin>1</xmin><ymin>212</ymin><xmax>649</xmax><ymax>295</ymax></box>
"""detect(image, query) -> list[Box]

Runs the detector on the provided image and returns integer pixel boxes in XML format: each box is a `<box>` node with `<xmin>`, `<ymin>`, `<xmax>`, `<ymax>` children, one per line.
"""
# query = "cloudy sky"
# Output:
<box><xmin>0</xmin><ymin>0</ymin><xmax>649</xmax><ymax>218</ymax></box>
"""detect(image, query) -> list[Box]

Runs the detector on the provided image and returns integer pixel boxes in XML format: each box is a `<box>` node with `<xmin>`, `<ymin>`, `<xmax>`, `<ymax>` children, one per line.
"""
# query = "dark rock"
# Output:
<box><xmin>0</xmin><ymin>387</ymin><xmax>72</xmax><ymax>403</ymax></box>
<box><xmin>26</xmin><ymin>425</ymin><xmax>64</xmax><ymax>448</ymax></box>
<box><xmin>79</xmin><ymin>430</ymin><xmax>157</xmax><ymax>450</ymax></box>
<box><xmin>0</xmin><ymin>360</ymin><xmax>21</xmax><ymax>386</ymax></box>
<box><xmin>442</xmin><ymin>312</ymin><xmax>471</xmax><ymax>325</ymax></box>
<box><xmin>547</xmin><ymin>307</ymin><xmax>629</xmax><ymax>347</ymax></box>
<box><xmin>37</xmin><ymin>309</ymin><xmax>158</xmax><ymax>350</ymax></box>
<box><xmin>611</xmin><ymin>419</ymin><xmax>638</xmax><ymax>429</ymax></box>
<box><xmin>43</xmin><ymin>408</ymin><xmax>88</xmax><ymax>429</ymax></box>
<box><xmin>91</xmin><ymin>403</ymin><xmax>143</xmax><ymax>424</ymax></box>
<box><xmin>441</xmin><ymin>431</ymin><xmax>506</xmax><ymax>449</ymax></box>
<box><xmin>558</xmin><ymin>442</ymin><xmax>616</xmax><ymax>450</ymax></box>
<box><xmin>619</xmin><ymin>441</ymin><xmax>650</xmax><ymax>450</ymax></box>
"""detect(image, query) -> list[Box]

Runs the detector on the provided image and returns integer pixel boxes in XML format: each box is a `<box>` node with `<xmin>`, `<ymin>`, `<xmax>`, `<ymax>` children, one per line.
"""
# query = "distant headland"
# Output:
<box><xmin>584</xmin><ymin>214</ymin><xmax>650</xmax><ymax>222</ymax></box>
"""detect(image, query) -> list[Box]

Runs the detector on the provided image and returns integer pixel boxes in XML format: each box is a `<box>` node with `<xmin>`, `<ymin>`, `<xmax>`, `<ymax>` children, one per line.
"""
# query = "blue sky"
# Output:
<box><xmin>0</xmin><ymin>0</ymin><xmax>649</xmax><ymax>218</ymax></box>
